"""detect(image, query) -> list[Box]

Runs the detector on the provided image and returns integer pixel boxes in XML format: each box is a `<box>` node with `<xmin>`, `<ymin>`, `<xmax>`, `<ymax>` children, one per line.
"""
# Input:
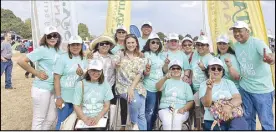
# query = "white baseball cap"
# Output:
<box><xmin>44</xmin><ymin>26</ymin><xmax>58</xmax><ymax>35</ymax></box>
<box><xmin>168</xmin><ymin>60</ymin><xmax>182</xmax><ymax>69</ymax></box>
<box><xmin>182</xmin><ymin>37</ymin><xmax>193</xmax><ymax>43</ymax></box>
<box><xmin>116</xmin><ymin>25</ymin><xmax>127</xmax><ymax>32</ymax></box>
<box><xmin>229</xmin><ymin>21</ymin><xmax>250</xmax><ymax>30</ymax></box>
<box><xmin>148</xmin><ymin>33</ymin><xmax>160</xmax><ymax>40</ymax></box>
<box><xmin>168</xmin><ymin>33</ymin><xmax>179</xmax><ymax>41</ymax></box>
<box><xmin>88</xmin><ymin>59</ymin><xmax>103</xmax><ymax>71</ymax></box>
<box><xmin>216</xmin><ymin>35</ymin><xmax>229</xmax><ymax>43</ymax></box>
<box><xmin>69</xmin><ymin>35</ymin><xmax>83</xmax><ymax>44</ymax></box>
<box><xmin>208</xmin><ymin>57</ymin><xmax>223</xmax><ymax>67</ymax></box>
<box><xmin>196</xmin><ymin>36</ymin><xmax>209</xmax><ymax>44</ymax></box>
<box><xmin>142</xmin><ymin>21</ymin><xmax>152</xmax><ymax>27</ymax></box>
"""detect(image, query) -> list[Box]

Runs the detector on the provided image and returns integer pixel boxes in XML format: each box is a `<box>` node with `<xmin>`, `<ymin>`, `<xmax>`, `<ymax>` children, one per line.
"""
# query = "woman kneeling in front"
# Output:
<box><xmin>73</xmin><ymin>59</ymin><xmax>114</xmax><ymax>130</ymax></box>
<box><xmin>156</xmin><ymin>60</ymin><xmax>194</xmax><ymax>130</ymax></box>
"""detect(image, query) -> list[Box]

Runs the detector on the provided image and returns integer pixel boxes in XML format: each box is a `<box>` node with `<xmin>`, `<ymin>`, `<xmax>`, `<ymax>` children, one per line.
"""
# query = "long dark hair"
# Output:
<box><xmin>217</xmin><ymin>43</ymin><xmax>235</xmax><ymax>55</ymax></box>
<box><xmin>39</xmin><ymin>33</ymin><xmax>61</xmax><ymax>51</ymax></box>
<box><xmin>123</xmin><ymin>34</ymin><xmax>142</xmax><ymax>57</ymax></box>
<box><xmin>84</xmin><ymin>70</ymin><xmax>104</xmax><ymax>84</ymax></box>
<box><xmin>92</xmin><ymin>42</ymin><xmax>113</xmax><ymax>55</ymax></box>
<box><xmin>67</xmin><ymin>44</ymin><xmax>84</xmax><ymax>60</ymax></box>
<box><xmin>141</xmin><ymin>38</ymin><xmax>162</xmax><ymax>55</ymax></box>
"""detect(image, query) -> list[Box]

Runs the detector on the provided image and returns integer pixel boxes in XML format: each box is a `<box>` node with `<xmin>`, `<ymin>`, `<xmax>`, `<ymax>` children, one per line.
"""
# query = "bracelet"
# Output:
<box><xmin>56</xmin><ymin>96</ymin><xmax>62</xmax><ymax>99</ymax></box>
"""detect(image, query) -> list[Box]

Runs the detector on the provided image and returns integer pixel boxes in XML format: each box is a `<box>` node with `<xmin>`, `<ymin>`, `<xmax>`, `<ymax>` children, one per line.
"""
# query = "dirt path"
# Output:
<box><xmin>1</xmin><ymin>52</ymin><xmax>274</xmax><ymax>130</ymax></box>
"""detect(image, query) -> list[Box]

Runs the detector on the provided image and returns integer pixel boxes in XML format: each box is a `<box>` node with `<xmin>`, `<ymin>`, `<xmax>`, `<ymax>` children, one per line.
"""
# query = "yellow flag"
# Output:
<box><xmin>206</xmin><ymin>0</ymin><xmax>274</xmax><ymax>86</ymax></box>
<box><xmin>105</xmin><ymin>0</ymin><xmax>132</xmax><ymax>36</ymax></box>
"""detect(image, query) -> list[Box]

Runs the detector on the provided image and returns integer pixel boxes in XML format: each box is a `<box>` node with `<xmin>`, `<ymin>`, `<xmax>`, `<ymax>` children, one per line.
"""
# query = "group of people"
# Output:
<box><xmin>1</xmin><ymin>20</ymin><xmax>275</xmax><ymax>131</ymax></box>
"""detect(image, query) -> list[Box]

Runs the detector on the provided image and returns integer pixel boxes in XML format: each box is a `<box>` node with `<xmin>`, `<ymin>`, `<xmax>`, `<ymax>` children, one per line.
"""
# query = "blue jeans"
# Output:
<box><xmin>120</xmin><ymin>90</ymin><xmax>147</xmax><ymax>130</ymax></box>
<box><xmin>1</xmin><ymin>60</ymin><xmax>13</xmax><ymax>88</ymax></box>
<box><xmin>204</xmin><ymin>117</ymin><xmax>248</xmax><ymax>130</ymax></box>
<box><xmin>239</xmin><ymin>88</ymin><xmax>275</xmax><ymax>130</ymax></box>
<box><xmin>55</xmin><ymin>103</ymin><xmax>74</xmax><ymax>130</ymax></box>
<box><xmin>145</xmin><ymin>91</ymin><xmax>159</xmax><ymax>130</ymax></box>
<box><xmin>203</xmin><ymin>120</ymin><xmax>229</xmax><ymax>130</ymax></box>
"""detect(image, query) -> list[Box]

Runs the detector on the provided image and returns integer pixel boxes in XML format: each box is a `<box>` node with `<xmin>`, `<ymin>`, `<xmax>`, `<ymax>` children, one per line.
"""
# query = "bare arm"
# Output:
<box><xmin>17</xmin><ymin>55</ymin><xmax>38</xmax><ymax>76</ymax></box>
<box><xmin>74</xmin><ymin>105</ymin><xmax>88</xmax><ymax>121</ymax></box>
<box><xmin>96</xmin><ymin>101</ymin><xmax>110</xmax><ymax>118</ymax></box>
<box><xmin>156</xmin><ymin>76</ymin><xmax>168</xmax><ymax>91</ymax></box>
<box><xmin>130</xmin><ymin>74</ymin><xmax>142</xmax><ymax>89</ymax></box>
<box><xmin>54</xmin><ymin>74</ymin><xmax>62</xmax><ymax>96</ymax></box>
<box><xmin>227</xmin><ymin>65</ymin><xmax>241</xmax><ymax>80</ymax></box>
<box><xmin>201</xmin><ymin>88</ymin><xmax>213</xmax><ymax>107</ymax></box>
<box><xmin>183</xmin><ymin>101</ymin><xmax>194</xmax><ymax>111</ymax></box>
<box><xmin>162</xmin><ymin>64</ymin><xmax>169</xmax><ymax>74</ymax></box>
<box><xmin>229</xmin><ymin>94</ymin><xmax>242</xmax><ymax>107</ymax></box>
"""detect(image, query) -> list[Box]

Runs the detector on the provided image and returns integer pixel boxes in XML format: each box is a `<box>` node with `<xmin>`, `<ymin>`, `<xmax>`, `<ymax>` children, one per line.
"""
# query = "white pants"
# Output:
<box><xmin>158</xmin><ymin>108</ymin><xmax>189</xmax><ymax>130</ymax></box>
<box><xmin>31</xmin><ymin>87</ymin><xmax>57</xmax><ymax>130</ymax></box>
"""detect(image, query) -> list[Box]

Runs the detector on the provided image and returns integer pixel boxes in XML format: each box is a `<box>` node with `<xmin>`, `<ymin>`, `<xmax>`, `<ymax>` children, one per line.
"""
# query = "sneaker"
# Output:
<box><xmin>132</xmin><ymin>124</ymin><xmax>139</xmax><ymax>130</ymax></box>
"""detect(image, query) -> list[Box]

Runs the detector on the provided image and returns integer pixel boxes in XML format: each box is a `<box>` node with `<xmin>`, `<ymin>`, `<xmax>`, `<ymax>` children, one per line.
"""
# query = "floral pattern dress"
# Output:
<box><xmin>114</xmin><ymin>51</ymin><xmax>147</xmax><ymax>97</ymax></box>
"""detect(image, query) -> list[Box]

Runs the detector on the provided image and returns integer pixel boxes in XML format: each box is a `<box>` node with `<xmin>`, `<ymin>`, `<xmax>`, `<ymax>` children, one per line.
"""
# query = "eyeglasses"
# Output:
<box><xmin>169</xmin><ymin>40</ymin><xmax>178</xmax><ymax>43</ymax></box>
<box><xmin>210</xmin><ymin>67</ymin><xmax>223</xmax><ymax>72</ymax></box>
<box><xmin>171</xmin><ymin>67</ymin><xmax>181</xmax><ymax>71</ymax></box>
<box><xmin>99</xmin><ymin>42</ymin><xmax>110</xmax><ymax>46</ymax></box>
<box><xmin>151</xmin><ymin>41</ymin><xmax>161</xmax><ymax>45</ymax></box>
<box><xmin>46</xmin><ymin>33</ymin><xmax>58</xmax><ymax>39</ymax></box>
<box><xmin>196</xmin><ymin>43</ymin><xmax>208</xmax><ymax>47</ymax></box>
<box><xmin>182</xmin><ymin>44</ymin><xmax>193</xmax><ymax>47</ymax></box>
<box><xmin>117</xmin><ymin>31</ymin><xmax>126</xmax><ymax>34</ymax></box>
<box><xmin>217</xmin><ymin>42</ymin><xmax>228</xmax><ymax>45</ymax></box>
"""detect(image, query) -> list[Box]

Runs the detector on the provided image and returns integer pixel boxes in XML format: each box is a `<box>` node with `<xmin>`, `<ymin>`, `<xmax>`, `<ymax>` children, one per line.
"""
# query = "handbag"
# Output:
<box><xmin>60</xmin><ymin>81</ymin><xmax>84</xmax><ymax>130</ymax></box>
<box><xmin>209</xmin><ymin>98</ymin><xmax>243</xmax><ymax>130</ymax></box>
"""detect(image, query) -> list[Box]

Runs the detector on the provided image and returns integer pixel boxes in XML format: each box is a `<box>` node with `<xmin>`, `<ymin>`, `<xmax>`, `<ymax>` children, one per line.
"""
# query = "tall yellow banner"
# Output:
<box><xmin>105</xmin><ymin>0</ymin><xmax>131</xmax><ymax>36</ymax></box>
<box><xmin>206</xmin><ymin>0</ymin><xmax>275</xmax><ymax>86</ymax></box>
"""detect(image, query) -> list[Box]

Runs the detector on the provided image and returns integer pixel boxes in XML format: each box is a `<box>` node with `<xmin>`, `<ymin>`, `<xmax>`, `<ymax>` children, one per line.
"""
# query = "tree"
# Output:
<box><xmin>1</xmin><ymin>8</ymin><xmax>32</xmax><ymax>39</ymax></box>
<box><xmin>78</xmin><ymin>23</ymin><xmax>91</xmax><ymax>40</ymax></box>
<box><xmin>157</xmin><ymin>32</ymin><xmax>166</xmax><ymax>41</ymax></box>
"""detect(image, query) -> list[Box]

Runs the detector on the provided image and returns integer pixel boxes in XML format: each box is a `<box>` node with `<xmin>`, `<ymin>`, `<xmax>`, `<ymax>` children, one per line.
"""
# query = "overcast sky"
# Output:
<box><xmin>1</xmin><ymin>1</ymin><xmax>275</xmax><ymax>37</ymax></box>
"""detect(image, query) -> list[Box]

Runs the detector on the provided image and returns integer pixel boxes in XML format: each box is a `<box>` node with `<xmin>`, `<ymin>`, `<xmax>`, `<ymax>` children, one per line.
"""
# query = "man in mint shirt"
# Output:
<box><xmin>230</xmin><ymin>21</ymin><xmax>275</xmax><ymax>130</ymax></box>
<box><xmin>138</xmin><ymin>21</ymin><xmax>153</xmax><ymax>51</ymax></box>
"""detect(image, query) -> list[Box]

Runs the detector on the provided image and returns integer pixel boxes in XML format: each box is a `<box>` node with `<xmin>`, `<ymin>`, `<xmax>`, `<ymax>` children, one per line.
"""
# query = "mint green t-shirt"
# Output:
<box><xmin>111</xmin><ymin>44</ymin><xmax>124</xmax><ymax>54</ymax></box>
<box><xmin>233</xmin><ymin>37</ymin><xmax>274</xmax><ymax>94</ymax></box>
<box><xmin>73</xmin><ymin>80</ymin><xmax>114</xmax><ymax>118</ymax></box>
<box><xmin>159</xmin><ymin>79</ymin><xmax>194</xmax><ymax>109</ymax></box>
<box><xmin>143</xmin><ymin>52</ymin><xmax>164</xmax><ymax>92</ymax></box>
<box><xmin>199</xmin><ymin>78</ymin><xmax>240</xmax><ymax>121</ymax></box>
<box><xmin>27</xmin><ymin>46</ymin><xmax>62</xmax><ymax>91</ymax></box>
<box><xmin>161</xmin><ymin>50</ymin><xmax>191</xmax><ymax>70</ymax></box>
<box><xmin>217</xmin><ymin>53</ymin><xmax>241</xmax><ymax>88</ymax></box>
<box><xmin>138</xmin><ymin>37</ymin><xmax>148</xmax><ymax>51</ymax></box>
<box><xmin>54</xmin><ymin>53</ymin><xmax>88</xmax><ymax>103</ymax></box>
<box><xmin>191</xmin><ymin>52</ymin><xmax>214</xmax><ymax>91</ymax></box>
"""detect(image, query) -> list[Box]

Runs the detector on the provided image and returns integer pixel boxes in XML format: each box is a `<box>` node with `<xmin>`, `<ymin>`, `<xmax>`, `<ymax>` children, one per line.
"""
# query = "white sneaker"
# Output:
<box><xmin>132</xmin><ymin>124</ymin><xmax>139</xmax><ymax>130</ymax></box>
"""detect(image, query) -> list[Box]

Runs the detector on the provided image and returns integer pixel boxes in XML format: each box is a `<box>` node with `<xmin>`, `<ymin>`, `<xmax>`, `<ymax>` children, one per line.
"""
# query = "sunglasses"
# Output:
<box><xmin>169</xmin><ymin>40</ymin><xmax>178</xmax><ymax>43</ymax></box>
<box><xmin>217</xmin><ymin>42</ymin><xmax>228</xmax><ymax>45</ymax></box>
<box><xmin>196</xmin><ymin>43</ymin><xmax>208</xmax><ymax>47</ymax></box>
<box><xmin>151</xmin><ymin>41</ymin><xmax>161</xmax><ymax>45</ymax></box>
<box><xmin>46</xmin><ymin>33</ymin><xmax>58</xmax><ymax>39</ymax></box>
<box><xmin>182</xmin><ymin>44</ymin><xmax>193</xmax><ymax>47</ymax></box>
<box><xmin>117</xmin><ymin>31</ymin><xmax>126</xmax><ymax>34</ymax></box>
<box><xmin>171</xmin><ymin>67</ymin><xmax>181</xmax><ymax>71</ymax></box>
<box><xmin>90</xmin><ymin>69</ymin><xmax>101</xmax><ymax>72</ymax></box>
<box><xmin>98</xmin><ymin>42</ymin><xmax>110</xmax><ymax>46</ymax></box>
<box><xmin>210</xmin><ymin>67</ymin><xmax>223</xmax><ymax>72</ymax></box>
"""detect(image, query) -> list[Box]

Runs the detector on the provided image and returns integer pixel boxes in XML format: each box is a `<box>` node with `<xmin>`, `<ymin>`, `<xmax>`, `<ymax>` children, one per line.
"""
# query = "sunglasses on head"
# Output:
<box><xmin>126</xmin><ymin>34</ymin><xmax>137</xmax><ymax>38</ymax></box>
<box><xmin>210</xmin><ymin>66</ymin><xmax>223</xmax><ymax>72</ymax></box>
<box><xmin>171</xmin><ymin>67</ymin><xmax>181</xmax><ymax>71</ymax></box>
<box><xmin>98</xmin><ymin>42</ymin><xmax>110</xmax><ymax>46</ymax></box>
<box><xmin>46</xmin><ymin>33</ymin><xmax>58</xmax><ymax>39</ymax></box>
<box><xmin>150</xmin><ymin>41</ymin><xmax>161</xmax><ymax>45</ymax></box>
<box><xmin>182</xmin><ymin>44</ymin><xmax>193</xmax><ymax>47</ymax></box>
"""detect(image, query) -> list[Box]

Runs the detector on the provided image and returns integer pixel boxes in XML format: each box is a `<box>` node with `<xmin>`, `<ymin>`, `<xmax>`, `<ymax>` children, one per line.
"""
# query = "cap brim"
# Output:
<box><xmin>169</xmin><ymin>64</ymin><xmax>182</xmax><ymax>69</ymax></box>
<box><xmin>142</xmin><ymin>24</ymin><xmax>152</xmax><ymax>27</ymax></box>
<box><xmin>229</xmin><ymin>26</ymin><xmax>248</xmax><ymax>30</ymax></box>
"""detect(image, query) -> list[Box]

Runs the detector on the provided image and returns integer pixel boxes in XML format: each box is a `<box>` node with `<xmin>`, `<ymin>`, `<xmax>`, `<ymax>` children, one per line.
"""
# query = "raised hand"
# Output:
<box><xmin>206</xmin><ymin>73</ymin><xmax>214</xmax><ymax>89</ymax></box>
<box><xmin>76</xmin><ymin>64</ymin><xmax>84</xmax><ymax>76</ymax></box>
<box><xmin>197</xmin><ymin>59</ymin><xmax>205</xmax><ymax>70</ymax></box>
<box><xmin>165</xmin><ymin>54</ymin><xmax>170</xmax><ymax>65</ymax></box>
<box><xmin>224</xmin><ymin>54</ymin><xmax>232</xmax><ymax>67</ymax></box>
